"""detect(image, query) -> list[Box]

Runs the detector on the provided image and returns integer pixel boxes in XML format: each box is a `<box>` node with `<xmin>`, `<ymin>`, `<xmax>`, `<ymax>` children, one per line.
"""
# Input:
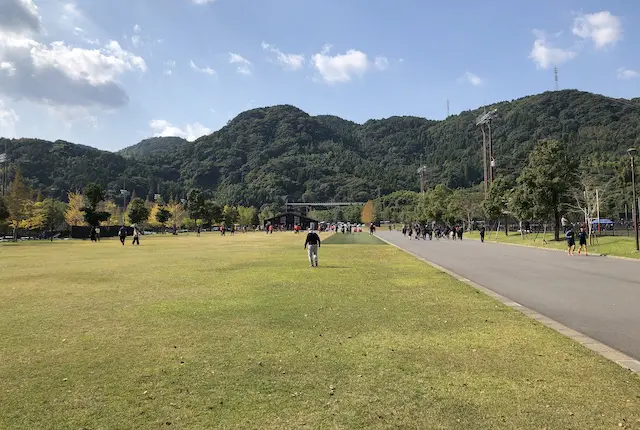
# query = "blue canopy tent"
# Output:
<box><xmin>591</xmin><ymin>218</ymin><xmax>614</xmax><ymax>225</ymax></box>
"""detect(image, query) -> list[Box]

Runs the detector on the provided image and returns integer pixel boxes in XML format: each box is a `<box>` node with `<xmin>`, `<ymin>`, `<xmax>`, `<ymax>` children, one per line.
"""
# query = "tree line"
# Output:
<box><xmin>370</xmin><ymin>139</ymin><xmax>624</xmax><ymax>241</ymax></box>
<box><xmin>0</xmin><ymin>172</ymin><xmax>263</xmax><ymax>241</ymax></box>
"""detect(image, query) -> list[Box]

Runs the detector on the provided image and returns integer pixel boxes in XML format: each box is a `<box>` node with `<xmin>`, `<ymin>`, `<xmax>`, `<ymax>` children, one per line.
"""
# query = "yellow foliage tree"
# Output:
<box><xmin>147</xmin><ymin>203</ymin><xmax>162</xmax><ymax>228</ymax></box>
<box><xmin>100</xmin><ymin>200</ymin><xmax>120</xmax><ymax>225</ymax></box>
<box><xmin>167</xmin><ymin>201</ymin><xmax>186</xmax><ymax>230</ymax></box>
<box><xmin>361</xmin><ymin>200</ymin><xmax>376</xmax><ymax>224</ymax></box>
<box><xmin>65</xmin><ymin>191</ymin><xmax>87</xmax><ymax>226</ymax></box>
<box><xmin>20</xmin><ymin>200</ymin><xmax>45</xmax><ymax>230</ymax></box>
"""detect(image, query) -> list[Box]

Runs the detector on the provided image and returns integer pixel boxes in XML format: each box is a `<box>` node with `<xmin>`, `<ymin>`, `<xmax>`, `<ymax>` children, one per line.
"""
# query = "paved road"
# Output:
<box><xmin>377</xmin><ymin>231</ymin><xmax>640</xmax><ymax>360</ymax></box>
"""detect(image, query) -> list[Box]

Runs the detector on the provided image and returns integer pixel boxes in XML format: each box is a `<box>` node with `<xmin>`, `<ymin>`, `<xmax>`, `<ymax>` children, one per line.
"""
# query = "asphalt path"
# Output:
<box><xmin>377</xmin><ymin>230</ymin><xmax>640</xmax><ymax>360</ymax></box>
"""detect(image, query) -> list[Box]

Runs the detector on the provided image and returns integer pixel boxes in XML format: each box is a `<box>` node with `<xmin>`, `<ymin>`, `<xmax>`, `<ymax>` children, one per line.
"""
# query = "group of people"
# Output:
<box><xmin>564</xmin><ymin>225</ymin><xmax>589</xmax><ymax>256</ymax></box>
<box><xmin>401</xmin><ymin>224</ymin><xmax>465</xmax><ymax>241</ymax></box>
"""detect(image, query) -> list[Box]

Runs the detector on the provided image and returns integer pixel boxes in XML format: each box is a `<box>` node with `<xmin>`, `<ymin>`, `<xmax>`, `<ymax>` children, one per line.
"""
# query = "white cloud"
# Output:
<box><xmin>311</xmin><ymin>44</ymin><xmax>368</xmax><ymax>84</ymax></box>
<box><xmin>374</xmin><ymin>56</ymin><xmax>389</xmax><ymax>71</ymax></box>
<box><xmin>0</xmin><ymin>61</ymin><xmax>16</xmax><ymax>75</ymax></box>
<box><xmin>189</xmin><ymin>60</ymin><xmax>215</xmax><ymax>75</ymax></box>
<box><xmin>149</xmin><ymin>119</ymin><xmax>211</xmax><ymax>141</ymax></box>
<box><xmin>133</xmin><ymin>24</ymin><xmax>142</xmax><ymax>34</ymax></box>
<box><xmin>0</xmin><ymin>1</ymin><xmax>146</xmax><ymax>109</ymax></box>
<box><xmin>131</xmin><ymin>35</ymin><xmax>142</xmax><ymax>47</ymax></box>
<box><xmin>229</xmin><ymin>52</ymin><xmax>252</xmax><ymax>75</ymax></box>
<box><xmin>261</xmin><ymin>42</ymin><xmax>304</xmax><ymax>71</ymax></box>
<box><xmin>529</xmin><ymin>30</ymin><xmax>577</xmax><ymax>69</ymax></box>
<box><xmin>164</xmin><ymin>60</ymin><xmax>176</xmax><ymax>76</ymax></box>
<box><xmin>192</xmin><ymin>0</ymin><xmax>215</xmax><ymax>3</ymax></box>
<box><xmin>573</xmin><ymin>11</ymin><xmax>622</xmax><ymax>49</ymax></box>
<box><xmin>0</xmin><ymin>0</ymin><xmax>41</xmax><ymax>33</ymax></box>
<box><xmin>0</xmin><ymin>99</ymin><xmax>19</xmax><ymax>135</ymax></box>
<box><xmin>617</xmin><ymin>67</ymin><xmax>639</xmax><ymax>80</ymax></box>
<box><xmin>460</xmin><ymin>71</ymin><xmax>484</xmax><ymax>86</ymax></box>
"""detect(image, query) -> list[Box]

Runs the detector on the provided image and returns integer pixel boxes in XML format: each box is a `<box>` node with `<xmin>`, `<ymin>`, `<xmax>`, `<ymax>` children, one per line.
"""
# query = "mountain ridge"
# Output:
<box><xmin>1</xmin><ymin>89</ymin><xmax>638</xmax><ymax>215</ymax></box>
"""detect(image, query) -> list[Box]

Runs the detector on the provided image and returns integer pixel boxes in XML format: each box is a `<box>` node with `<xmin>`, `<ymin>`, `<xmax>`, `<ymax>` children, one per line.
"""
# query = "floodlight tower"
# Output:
<box><xmin>476</xmin><ymin>109</ymin><xmax>499</xmax><ymax>195</ymax></box>
<box><xmin>417</xmin><ymin>165</ymin><xmax>428</xmax><ymax>194</ymax></box>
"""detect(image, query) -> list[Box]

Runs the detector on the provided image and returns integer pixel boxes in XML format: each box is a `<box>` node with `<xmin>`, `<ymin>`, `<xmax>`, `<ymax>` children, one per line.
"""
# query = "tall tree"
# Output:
<box><xmin>361</xmin><ymin>200</ymin><xmax>375</xmax><ymax>224</ymax></box>
<box><xmin>128</xmin><ymin>197</ymin><xmax>150</xmax><ymax>226</ymax></box>
<box><xmin>65</xmin><ymin>192</ymin><xmax>87</xmax><ymax>227</ymax></box>
<box><xmin>223</xmin><ymin>205</ymin><xmax>239</xmax><ymax>227</ymax></box>
<box><xmin>203</xmin><ymin>200</ymin><xmax>223</xmax><ymax>225</ymax></box>
<box><xmin>186</xmin><ymin>189</ymin><xmax>206</xmax><ymax>224</ymax></box>
<box><xmin>81</xmin><ymin>183</ymin><xmax>110</xmax><ymax>228</ymax></box>
<box><xmin>167</xmin><ymin>201</ymin><xmax>186</xmax><ymax>231</ymax></box>
<box><xmin>6</xmin><ymin>169</ymin><xmax>32</xmax><ymax>241</ymax></box>
<box><xmin>156</xmin><ymin>207</ymin><xmax>171</xmax><ymax>232</ymax></box>
<box><xmin>483</xmin><ymin>176</ymin><xmax>513</xmax><ymax>235</ymax></box>
<box><xmin>41</xmin><ymin>198</ymin><xmax>66</xmax><ymax>232</ymax></box>
<box><xmin>237</xmin><ymin>206</ymin><xmax>257</xmax><ymax>226</ymax></box>
<box><xmin>514</xmin><ymin>139</ymin><xmax>578</xmax><ymax>240</ymax></box>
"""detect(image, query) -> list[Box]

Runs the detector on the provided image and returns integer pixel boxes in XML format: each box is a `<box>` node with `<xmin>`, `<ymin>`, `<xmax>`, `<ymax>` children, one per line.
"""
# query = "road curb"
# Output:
<box><xmin>376</xmin><ymin>234</ymin><xmax>640</xmax><ymax>374</ymax></box>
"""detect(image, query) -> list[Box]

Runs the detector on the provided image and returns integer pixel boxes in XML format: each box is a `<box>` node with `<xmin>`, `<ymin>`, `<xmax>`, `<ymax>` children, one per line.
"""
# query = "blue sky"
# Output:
<box><xmin>0</xmin><ymin>0</ymin><xmax>639</xmax><ymax>151</ymax></box>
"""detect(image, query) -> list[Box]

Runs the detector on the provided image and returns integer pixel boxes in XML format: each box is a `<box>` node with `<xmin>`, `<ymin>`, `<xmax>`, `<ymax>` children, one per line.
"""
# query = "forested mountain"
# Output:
<box><xmin>118</xmin><ymin>136</ymin><xmax>188</xmax><ymax>160</ymax></box>
<box><xmin>1</xmin><ymin>89</ymin><xmax>639</xmax><ymax>209</ymax></box>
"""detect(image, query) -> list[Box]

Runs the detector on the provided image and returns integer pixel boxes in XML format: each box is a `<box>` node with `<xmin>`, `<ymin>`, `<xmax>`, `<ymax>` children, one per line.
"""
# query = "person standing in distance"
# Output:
<box><xmin>304</xmin><ymin>224</ymin><xmax>321</xmax><ymax>268</ymax></box>
<box><xmin>118</xmin><ymin>225</ymin><xmax>127</xmax><ymax>246</ymax></box>
<box><xmin>132</xmin><ymin>224</ymin><xmax>141</xmax><ymax>246</ymax></box>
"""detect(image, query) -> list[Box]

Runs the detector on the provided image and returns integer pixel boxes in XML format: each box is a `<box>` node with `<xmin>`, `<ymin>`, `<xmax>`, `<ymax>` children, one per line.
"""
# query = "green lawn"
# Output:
<box><xmin>1</xmin><ymin>233</ymin><xmax>639</xmax><ymax>429</ymax></box>
<box><xmin>323</xmin><ymin>232</ymin><xmax>385</xmax><ymax>245</ymax></box>
<box><xmin>466</xmin><ymin>230</ymin><xmax>640</xmax><ymax>258</ymax></box>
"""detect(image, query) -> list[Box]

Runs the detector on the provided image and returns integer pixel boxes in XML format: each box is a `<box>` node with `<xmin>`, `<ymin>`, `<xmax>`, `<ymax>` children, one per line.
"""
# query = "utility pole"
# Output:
<box><xmin>1</xmin><ymin>140</ymin><xmax>7</xmax><ymax>196</ymax></box>
<box><xmin>476</xmin><ymin>109</ymin><xmax>498</xmax><ymax>196</ymax></box>
<box><xmin>628</xmin><ymin>148</ymin><xmax>639</xmax><ymax>251</ymax></box>
<box><xmin>446</xmin><ymin>99</ymin><xmax>450</xmax><ymax>117</ymax></box>
<box><xmin>417</xmin><ymin>155</ymin><xmax>427</xmax><ymax>194</ymax></box>
<box><xmin>554</xmin><ymin>66</ymin><xmax>559</xmax><ymax>91</ymax></box>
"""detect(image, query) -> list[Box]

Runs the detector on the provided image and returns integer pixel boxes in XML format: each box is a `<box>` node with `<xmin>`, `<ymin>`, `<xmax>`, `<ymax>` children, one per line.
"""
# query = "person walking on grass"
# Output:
<box><xmin>118</xmin><ymin>225</ymin><xmax>127</xmax><ymax>246</ymax></box>
<box><xmin>132</xmin><ymin>224</ymin><xmax>141</xmax><ymax>246</ymax></box>
<box><xmin>578</xmin><ymin>226</ymin><xmax>588</xmax><ymax>256</ymax></box>
<box><xmin>565</xmin><ymin>226</ymin><xmax>576</xmax><ymax>256</ymax></box>
<box><xmin>95</xmin><ymin>226</ymin><xmax>101</xmax><ymax>242</ymax></box>
<box><xmin>304</xmin><ymin>225</ymin><xmax>321</xmax><ymax>268</ymax></box>
<box><xmin>197</xmin><ymin>225</ymin><xmax>201</xmax><ymax>237</ymax></box>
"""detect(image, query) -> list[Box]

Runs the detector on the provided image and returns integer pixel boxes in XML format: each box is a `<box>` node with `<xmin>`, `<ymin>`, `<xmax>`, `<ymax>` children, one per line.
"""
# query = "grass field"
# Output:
<box><xmin>1</xmin><ymin>233</ymin><xmax>639</xmax><ymax>429</ymax></box>
<box><xmin>322</xmin><ymin>232</ymin><xmax>385</xmax><ymax>245</ymax></box>
<box><xmin>465</xmin><ymin>230</ymin><xmax>640</xmax><ymax>259</ymax></box>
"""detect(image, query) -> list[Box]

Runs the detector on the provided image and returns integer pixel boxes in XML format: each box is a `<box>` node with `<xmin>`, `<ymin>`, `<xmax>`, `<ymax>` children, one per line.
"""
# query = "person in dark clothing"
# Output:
<box><xmin>407</xmin><ymin>226</ymin><xmax>413</xmax><ymax>239</ymax></box>
<box><xmin>304</xmin><ymin>227</ymin><xmax>321</xmax><ymax>267</ymax></box>
<box><xmin>578</xmin><ymin>226</ymin><xmax>588</xmax><ymax>256</ymax></box>
<box><xmin>118</xmin><ymin>225</ymin><xmax>127</xmax><ymax>246</ymax></box>
<box><xmin>90</xmin><ymin>227</ymin><xmax>97</xmax><ymax>242</ymax></box>
<box><xmin>480</xmin><ymin>226</ymin><xmax>486</xmax><ymax>243</ymax></box>
<box><xmin>197</xmin><ymin>225</ymin><xmax>201</xmax><ymax>237</ymax></box>
<box><xmin>565</xmin><ymin>227</ymin><xmax>576</xmax><ymax>256</ymax></box>
<box><xmin>457</xmin><ymin>226</ymin><xmax>463</xmax><ymax>240</ymax></box>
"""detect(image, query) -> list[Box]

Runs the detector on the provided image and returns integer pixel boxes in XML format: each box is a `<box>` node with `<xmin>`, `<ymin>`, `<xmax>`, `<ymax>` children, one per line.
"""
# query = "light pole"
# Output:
<box><xmin>628</xmin><ymin>147</ymin><xmax>639</xmax><ymax>251</ymax></box>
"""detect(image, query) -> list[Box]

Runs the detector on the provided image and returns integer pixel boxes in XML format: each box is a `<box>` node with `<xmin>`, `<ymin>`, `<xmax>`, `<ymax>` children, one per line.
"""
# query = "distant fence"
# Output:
<box><xmin>70</xmin><ymin>226</ymin><xmax>134</xmax><ymax>239</ymax></box>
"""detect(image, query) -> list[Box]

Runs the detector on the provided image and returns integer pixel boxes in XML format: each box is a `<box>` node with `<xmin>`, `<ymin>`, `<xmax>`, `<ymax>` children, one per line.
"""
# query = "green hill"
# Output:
<box><xmin>1</xmin><ymin>90</ymin><xmax>638</xmax><ymax>210</ymax></box>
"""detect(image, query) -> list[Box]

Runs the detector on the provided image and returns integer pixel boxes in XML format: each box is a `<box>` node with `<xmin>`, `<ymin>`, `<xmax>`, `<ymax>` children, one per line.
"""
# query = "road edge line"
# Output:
<box><xmin>376</xmin><ymin>234</ymin><xmax>640</xmax><ymax>374</ymax></box>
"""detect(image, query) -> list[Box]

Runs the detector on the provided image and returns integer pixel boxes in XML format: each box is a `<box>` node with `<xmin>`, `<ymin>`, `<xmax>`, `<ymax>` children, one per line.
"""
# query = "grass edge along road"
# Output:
<box><xmin>1</xmin><ymin>233</ymin><xmax>639</xmax><ymax>429</ymax></box>
<box><xmin>465</xmin><ymin>230</ymin><xmax>640</xmax><ymax>259</ymax></box>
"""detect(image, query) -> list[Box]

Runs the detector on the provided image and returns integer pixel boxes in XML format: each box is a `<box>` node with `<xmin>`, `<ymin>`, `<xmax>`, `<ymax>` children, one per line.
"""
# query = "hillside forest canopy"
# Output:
<box><xmin>1</xmin><ymin>89</ymin><xmax>640</xmax><ymax>239</ymax></box>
